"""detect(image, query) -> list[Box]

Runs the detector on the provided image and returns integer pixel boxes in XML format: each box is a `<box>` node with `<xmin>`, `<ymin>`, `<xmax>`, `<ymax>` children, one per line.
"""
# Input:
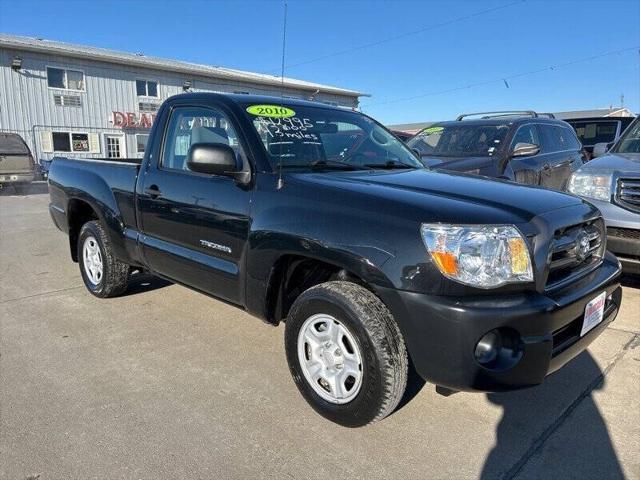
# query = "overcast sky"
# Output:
<box><xmin>1</xmin><ymin>0</ymin><xmax>638</xmax><ymax>124</ymax></box>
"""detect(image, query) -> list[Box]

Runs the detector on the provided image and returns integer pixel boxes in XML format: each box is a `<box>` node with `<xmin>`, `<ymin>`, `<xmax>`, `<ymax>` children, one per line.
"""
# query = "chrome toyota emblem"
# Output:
<box><xmin>575</xmin><ymin>232</ymin><xmax>591</xmax><ymax>261</ymax></box>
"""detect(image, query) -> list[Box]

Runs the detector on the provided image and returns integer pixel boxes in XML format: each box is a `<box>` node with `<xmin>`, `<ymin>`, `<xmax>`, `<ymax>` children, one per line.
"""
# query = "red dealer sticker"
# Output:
<box><xmin>581</xmin><ymin>291</ymin><xmax>607</xmax><ymax>337</ymax></box>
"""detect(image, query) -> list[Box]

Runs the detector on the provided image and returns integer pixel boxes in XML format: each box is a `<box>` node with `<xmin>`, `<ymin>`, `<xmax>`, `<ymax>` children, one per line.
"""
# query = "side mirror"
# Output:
<box><xmin>187</xmin><ymin>143</ymin><xmax>238</xmax><ymax>176</ymax></box>
<box><xmin>592</xmin><ymin>142</ymin><xmax>608</xmax><ymax>158</ymax></box>
<box><xmin>412</xmin><ymin>147</ymin><xmax>422</xmax><ymax>159</ymax></box>
<box><xmin>512</xmin><ymin>142</ymin><xmax>540</xmax><ymax>157</ymax></box>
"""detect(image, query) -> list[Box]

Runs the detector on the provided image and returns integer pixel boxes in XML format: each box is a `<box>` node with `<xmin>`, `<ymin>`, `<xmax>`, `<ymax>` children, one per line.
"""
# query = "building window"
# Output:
<box><xmin>138</xmin><ymin>101</ymin><xmax>159</xmax><ymax>113</ymax></box>
<box><xmin>72</xmin><ymin>133</ymin><xmax>90</xmax><ymax>152</ymax></box>
<box><xmin>136</xmin><ymin>79</ymin><xmax>158</xmax><ymax>97</ymax></box>
<box><xmin>52</xmin><ymin>132</ymin><xmax>71</xmax><ymax>151</ymax></box>
<box><xmin>136</xmin><ymin>134</ymin><xmax>149</xmax><ymax>154</ymax></box>
<box><xmin>53</xmin><ymin>94</ymin><xmax>82</xmax><ymax>107</ymax></box>
<box><xmin>47</xmin><ymin>67</ymin><xmax>85</xmax><ymax>91</ymax></box>
<box><xmin>47</xmin><ymin>132</ymin><xmax>99</xmax><ymax>153</ymax></box>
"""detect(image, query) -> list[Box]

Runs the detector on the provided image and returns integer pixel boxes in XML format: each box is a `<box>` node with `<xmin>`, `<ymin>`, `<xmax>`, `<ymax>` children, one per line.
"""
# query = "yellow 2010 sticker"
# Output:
<box><xmin>246</xmin><ymin>104</ymin><xmax>296</xmax><ymax>118</ymax></box>
<box><xmin>423</xmin><ymin>126</ymin><xmax>444</xmax><ymax>135</ymax></box>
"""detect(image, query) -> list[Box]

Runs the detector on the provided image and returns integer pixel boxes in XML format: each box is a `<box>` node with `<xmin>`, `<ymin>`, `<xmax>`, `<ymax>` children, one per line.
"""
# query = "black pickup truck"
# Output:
<box><xmin>49</xmin><ymin>93</ymin><xmax>622</xmax><ymax>427</ymax></box>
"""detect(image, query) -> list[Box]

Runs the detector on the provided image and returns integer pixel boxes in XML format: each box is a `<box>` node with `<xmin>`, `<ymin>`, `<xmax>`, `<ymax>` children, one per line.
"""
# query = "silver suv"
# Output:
<box><xmin>568</xmin><ymin>117</ymin><xmax>640</xmax><ymax>274</ymax></box>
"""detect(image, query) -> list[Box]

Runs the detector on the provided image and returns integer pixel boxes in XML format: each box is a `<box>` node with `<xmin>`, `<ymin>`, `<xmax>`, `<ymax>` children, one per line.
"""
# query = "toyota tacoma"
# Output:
<box><xmin>48</xmin><ymin>93</ymin><xmax>622</xmax><ymax>427</ymax></box>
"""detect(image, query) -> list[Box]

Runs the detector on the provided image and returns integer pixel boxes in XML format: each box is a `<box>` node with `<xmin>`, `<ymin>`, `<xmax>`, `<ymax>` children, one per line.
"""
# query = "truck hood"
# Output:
<box><xmin>290</xmin><ymin>168</ymin><xmax>585</xmax><ymax>225</ymax></box>
<box><xmin>581</xmin><ymin>153</ymin><xmax>640</xmax><ymax>175</ymax></box>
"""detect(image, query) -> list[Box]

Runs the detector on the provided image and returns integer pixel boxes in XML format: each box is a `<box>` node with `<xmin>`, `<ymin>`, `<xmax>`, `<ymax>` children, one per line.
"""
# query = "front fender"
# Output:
<box><xmin>244</xmin><ymin>230</ymin><xmax>397</xmax><ymax>321</ymax></box>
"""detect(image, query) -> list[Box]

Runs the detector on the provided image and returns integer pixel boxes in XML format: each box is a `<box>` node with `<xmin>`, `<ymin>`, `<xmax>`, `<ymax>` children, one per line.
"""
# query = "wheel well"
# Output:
<box><xmin>67</xmin><ymin>199</ymin><xmax>98</xmax><ymax>262</ymax></box>
<box><xmin>265</xmin><ymin>255</ymin><xmax>367</xmax><ymax>324</ymax></box>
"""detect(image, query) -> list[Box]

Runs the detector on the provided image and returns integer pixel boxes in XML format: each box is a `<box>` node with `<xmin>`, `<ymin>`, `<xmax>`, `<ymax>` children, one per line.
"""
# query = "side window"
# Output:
<box><xmin>511</xmin><ymin>124</ymin><xmax>540</xmax><ymax>149</ymax></box>
<box><xmin>562</xmin><ymin>126</ymin><xmax>582</xmax><ymax>150</ymax></box>
<box><xmin>161</xmin><ymin>106</ymin><xmax>243</xmax><ymax>172</ymax></box>
<box><xmin>538</xmin><ymin>124</ymin><xmax>562</xmax><ymax>153</ymax></box>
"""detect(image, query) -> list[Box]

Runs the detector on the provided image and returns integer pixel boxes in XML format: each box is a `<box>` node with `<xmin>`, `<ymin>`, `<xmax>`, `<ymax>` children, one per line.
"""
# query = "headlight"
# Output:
<box><xmin>420</xmin><ymin>224</ymin><xmax>533</xmax><ymax>288</ymax></box>
<box><xmin>567</xmin><ymin>173</ymin><xmax>612</xmax><ymax>201</ymax></box>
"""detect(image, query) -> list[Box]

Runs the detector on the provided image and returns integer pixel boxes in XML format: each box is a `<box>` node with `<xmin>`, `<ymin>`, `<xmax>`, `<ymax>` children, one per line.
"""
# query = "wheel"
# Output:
<box><xmin>285</xmin><ymin>281</ymin><xmax>408</xmax><ymax>427</ymax></box>
<box><xmin>77</xmin><ymin>220</ymin><xmax>129</xmax><ymax>298</ymax></box>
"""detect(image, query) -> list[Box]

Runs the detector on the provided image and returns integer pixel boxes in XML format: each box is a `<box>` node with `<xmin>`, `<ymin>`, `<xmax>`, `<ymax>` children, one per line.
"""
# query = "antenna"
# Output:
<box><xmin>277</xmin><ymin>0</ymin><xmax>288</xmax><ymax>190</ymax></box>
<box><xmin>280</xmin><ymin>0</ymin><xmax>288</xmax><ymax>98</ymax></box>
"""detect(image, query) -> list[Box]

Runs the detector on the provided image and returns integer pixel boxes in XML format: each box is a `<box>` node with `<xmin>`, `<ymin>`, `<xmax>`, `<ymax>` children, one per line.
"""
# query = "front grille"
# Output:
<box><xmin>546</xmin><ymin>218</ymin><xmax>605</xmax><ymax>289</ymax></box>
<box><xmin>615</xmin><ymin>178</ymin><xmax>640</xmax><ymax>213</ymax></box>
<box><xmin>607</xmin><ymin>227</ymin><xmax>640</xmax><ymax>240</ymax></box>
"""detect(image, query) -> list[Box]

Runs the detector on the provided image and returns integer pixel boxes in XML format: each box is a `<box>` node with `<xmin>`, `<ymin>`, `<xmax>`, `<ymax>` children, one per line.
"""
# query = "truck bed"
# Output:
<box><xmin>48</xmin><ymin>156</ymin><xmax>141</xmax><ymax>243</ymax></box>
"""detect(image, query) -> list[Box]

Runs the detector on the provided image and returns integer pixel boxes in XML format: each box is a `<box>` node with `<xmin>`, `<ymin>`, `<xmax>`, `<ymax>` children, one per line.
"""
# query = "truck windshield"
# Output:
<box><xmin>244</xmin><ymin>104</ymin><xmax>422</xmax><ymax>170</ymax></box>
<box><xmin>407</xmin><ymin>124</ymin><xmax>509</xmax><ymax>158</ymax></box>
<box><xmin>613</xmin><ymin>120</ymin><xmax>640</xmax><ymax>154</ymax></box>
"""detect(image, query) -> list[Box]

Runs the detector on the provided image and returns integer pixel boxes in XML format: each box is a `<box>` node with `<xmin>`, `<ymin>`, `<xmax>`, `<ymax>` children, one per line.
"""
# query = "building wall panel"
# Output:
<box><xmin>0</xmin><ymin>47</ymin><xmax>359</xmax><ymax>160</ymax></box>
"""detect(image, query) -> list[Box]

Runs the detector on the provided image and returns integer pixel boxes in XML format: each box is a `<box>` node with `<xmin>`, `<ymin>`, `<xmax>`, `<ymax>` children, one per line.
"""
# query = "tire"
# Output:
<box><xmin>285</xmin><ymin>281</ymin><xmax>408</xmax><ymax>427</ymax></box>
<box><xmin>77</xmin><ymin>220</ymin><xmax>129</xmax><ymax>298</ymax></box>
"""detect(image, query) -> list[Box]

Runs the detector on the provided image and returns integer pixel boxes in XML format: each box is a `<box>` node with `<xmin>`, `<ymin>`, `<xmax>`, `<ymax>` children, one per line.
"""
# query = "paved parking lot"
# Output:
<box><xmin>1</xmin><ymin>186</ymin><xmax>639</xmax><ymax>480</ymax></box>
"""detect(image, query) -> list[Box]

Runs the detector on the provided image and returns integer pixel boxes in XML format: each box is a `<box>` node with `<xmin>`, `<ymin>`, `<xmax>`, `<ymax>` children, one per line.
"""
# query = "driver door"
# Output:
<box><xmin>137</xmin><ymin>104</ymin><xmax>252</xmax><ymax>304</ymax></box>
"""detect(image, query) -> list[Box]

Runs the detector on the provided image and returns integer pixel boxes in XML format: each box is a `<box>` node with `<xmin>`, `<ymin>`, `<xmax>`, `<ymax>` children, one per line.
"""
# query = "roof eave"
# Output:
<box><xmin>1</xmin><ymin>37</ymin><xmax>369</xmax><ymax>98</ymax></box>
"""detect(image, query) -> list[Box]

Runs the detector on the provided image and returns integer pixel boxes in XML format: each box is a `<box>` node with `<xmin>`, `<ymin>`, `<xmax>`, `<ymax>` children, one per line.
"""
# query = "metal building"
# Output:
<box><xmin>0</xmin><ymin>33</ymin><xmax>365</xmax><ymax>160</ymax></box>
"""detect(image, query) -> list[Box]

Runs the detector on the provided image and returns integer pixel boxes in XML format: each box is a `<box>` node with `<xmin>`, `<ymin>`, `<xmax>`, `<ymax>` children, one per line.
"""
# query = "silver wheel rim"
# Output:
<box><xmin>297</xmin><ymin>313</ymin><xmax>363</xmax><ymax>404</ymax></box>
<box><xmin>82</xmin><ymin>236</ymin><xmax>103</xmax><ymax>286</ymax></box>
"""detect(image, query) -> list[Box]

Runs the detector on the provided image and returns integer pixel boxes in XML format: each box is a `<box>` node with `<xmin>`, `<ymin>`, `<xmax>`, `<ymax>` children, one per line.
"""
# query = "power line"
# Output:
<box><xmin>266</xmin><ymin>0</ymin><xmax>525</xmax><ymax>73</ymax></box>
<box><xmin>361</xmin><ymin>46</ymin><xmax>640</xmax><ymax>108</ymax></box>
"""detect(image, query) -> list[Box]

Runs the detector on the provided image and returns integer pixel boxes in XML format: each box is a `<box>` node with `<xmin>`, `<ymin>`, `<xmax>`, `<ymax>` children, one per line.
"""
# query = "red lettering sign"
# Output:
<box><xmin>111</xmin><ymin>111</ymin><xmax>155</xmax><ymax>129</ymax></box>
<box><xmin>112</xmin><ymin>111</ymin><xmax>126</xmax><ymax>127</ymax></box>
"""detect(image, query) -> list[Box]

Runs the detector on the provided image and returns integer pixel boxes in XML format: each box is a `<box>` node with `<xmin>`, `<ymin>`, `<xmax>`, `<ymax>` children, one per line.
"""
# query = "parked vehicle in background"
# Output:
<box><xmin>390</xmin><ymin>129</ymin><xmax>414</xmax><ymax>142</ymax></box>
<box><xmin>568</xmin><ymin>116</ymin><xmax>640</xmax><ymax>274</ymax></box>
<box><xmin>406</xmin><ymin>111</ymin><xmax>584</xmax><ymax>190</ymax></box>
<box><xmin>565</xmin><ymin>116</ymin><xmax>635</xmax><ymax>160</ymax></box>
<box><xmin>0</xmin><ymin>133</ymin><xmax>36</xmax><ymax>188</ymax></box>
<box><xmin>48</xmin><ymin>93</ymin><xmax>622</xmax><ymax>426</ymax></box>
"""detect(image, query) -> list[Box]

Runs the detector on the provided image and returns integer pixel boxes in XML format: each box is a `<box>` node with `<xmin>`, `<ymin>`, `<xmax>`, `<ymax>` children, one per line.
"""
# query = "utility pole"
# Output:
<box><xmin>620</xmin><ymin>93</ymin><xmax>624</xmax><ymax>108</ymax></box>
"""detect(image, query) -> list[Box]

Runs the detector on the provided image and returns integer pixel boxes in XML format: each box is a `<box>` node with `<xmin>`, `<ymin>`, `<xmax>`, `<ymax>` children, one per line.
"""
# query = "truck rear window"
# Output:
<box><xmin>0</xmin><ymin>134</ymin><xmax>30</xmax><ymax>155</ymax></box>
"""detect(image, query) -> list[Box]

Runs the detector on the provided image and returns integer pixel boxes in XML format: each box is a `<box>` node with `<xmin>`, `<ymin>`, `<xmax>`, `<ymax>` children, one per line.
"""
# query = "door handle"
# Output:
<box><xmin>542</xmin><ymin>163</ymin><xmax>551</xmax><ymax>171</ymax></box>
<box><xmin>144</xmin><ymin>185</ymin><xmax>162</xmax><ymax>198</ymax></box>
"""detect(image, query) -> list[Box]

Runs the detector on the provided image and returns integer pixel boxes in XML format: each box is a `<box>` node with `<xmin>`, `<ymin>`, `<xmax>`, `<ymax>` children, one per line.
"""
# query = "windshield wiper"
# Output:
<box><xmin>309</xmin><ymin>160</ymin><xmax>372</xmax><ymax>171</ymax></box>
<box><xmin>364</xmin><ymin>160</ymin><xmax>417</xmax><ymax>169</ymax></box>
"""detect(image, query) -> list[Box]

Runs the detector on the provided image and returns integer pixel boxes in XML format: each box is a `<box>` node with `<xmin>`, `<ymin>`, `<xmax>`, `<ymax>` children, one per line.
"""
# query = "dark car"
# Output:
<box><xmin>565</xmin><ymin>116</ymin><xmax>635</xmax><ymax>160</ymax></box>
<box><xmin>407</xmin><ymin>111</ymin><xmax>584</xmax><ymax>191</ymax></box>
<box><xmin>0</xmin><ymin>132</ymin><xmax>37</xmax><ymax>188</ymax></box>
<box><xmin>48</xmin><ymin>94</ymin><xmax>621</xmax><ymax>426</ymax></box>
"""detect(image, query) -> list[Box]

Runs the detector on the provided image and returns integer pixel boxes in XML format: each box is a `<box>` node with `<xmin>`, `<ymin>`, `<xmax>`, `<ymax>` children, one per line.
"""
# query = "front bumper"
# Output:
<box><xmin>587</xmin><ymin>198</ymin><xmax>640</xmax><ymax>274</ymax></box>
<box><xmin>607</xmin><ymin>229</ymin><xmax>640</xmax><ymax>274</ymax></box>
<box><xmin>376</xmin><ymin>252</ymin><xmax>622</xmax><ymax>392</ymax></box>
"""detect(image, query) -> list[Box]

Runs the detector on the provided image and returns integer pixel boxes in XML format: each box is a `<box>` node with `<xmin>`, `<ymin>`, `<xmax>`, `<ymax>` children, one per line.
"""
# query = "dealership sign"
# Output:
<box><xmin>111</xmin><ymin>111</ymin><xmax>156</xmax><ymax>129</ymax></box>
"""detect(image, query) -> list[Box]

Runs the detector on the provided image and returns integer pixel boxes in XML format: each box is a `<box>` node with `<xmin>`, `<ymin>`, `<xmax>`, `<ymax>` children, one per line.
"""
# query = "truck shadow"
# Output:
<box><xmin>393</xmin><ymin>351</ymin><xmax>623</xmax><ymax>479</ymax></box>
<box><xmin>481</xmin><ymin>351</ymin><xmax>623</xmax><ymax>479</ymax></box>
<box><xmin>124</xmin><ymin>269</ymin><xmax>172</xmax><ymax>296</ymax></box>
